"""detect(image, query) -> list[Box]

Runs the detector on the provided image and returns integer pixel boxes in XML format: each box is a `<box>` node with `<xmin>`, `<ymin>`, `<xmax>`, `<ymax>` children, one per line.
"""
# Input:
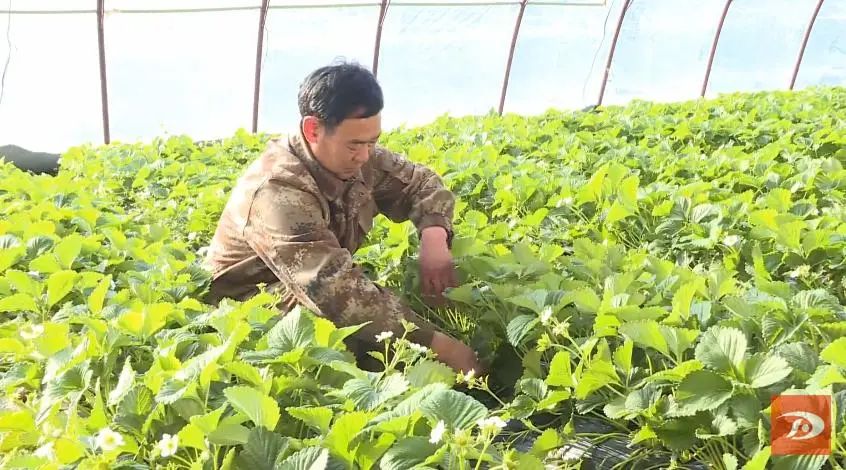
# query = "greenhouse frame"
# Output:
<box><xmin>1</xmin><ymin>0</ymin><xmax>844</xmax><ymax>151</ymax></box>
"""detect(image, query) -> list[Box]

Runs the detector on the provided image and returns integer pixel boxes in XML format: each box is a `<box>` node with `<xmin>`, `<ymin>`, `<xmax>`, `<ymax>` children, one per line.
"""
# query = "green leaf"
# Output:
<box><xmin>209</xmin><ymin>423</ymin><xmax>251</xmax><ymax>446</ymax></box>
<box><xmin>277</xmin><ymin>447</ymin><xmax>329</xmax><ymax>470</ymax></box>
<box><xmin>614</xmin><ymin>339</ymin><xmax>633</xmax><ymax>375</ymax></box>
<box><xmin>5</xmin><ymin>270</ymin><xmax>41</xmax><ymax>297</ymax></box>
<box><xmin>695</xmin><ymin>326</ymin><xmax>747</xmax><ymax>375</ymax></box>
<box><xmin>55</xmin><ymin>234</ymin><xmax>83</xmax><ymax>269</ymax></box>
<box><xmin>730</xmin><ymin>394</ymin><xmax>762</xmax><ymax>428</ymax></box>
<box><xmin>575</xmin><ymin>358</ymin><xmax>619</xmax><ymax>399</ymax></box>
<box><xmin>287</xmin><ymin>406</ymin><xmax>333</xmax><ymax>435</ymax></box>
<box><xmin>328</xmin><ymin>324</ymin><xmax>366</xmax><ymax>349</ymax></box>
<box><xmin>108</xmin><ymin>357</ymin><xmax>135</xmax><ymax>406</ymax></box>
<box><xmin>406</xmin><ymin>360</ymin><xmax>455</xmax><ymax>388</ymax></box>
<box><xmin>619</xmin><ymin>320</ymin><xmax>669</xmax><ymax>357</ymax></box>
<box><xmin>696</xmin><ymin>414</ymin><xmax>738</xmax><ymax>439</ymax></box>
<box><xmin>744</xmin><ymin>353</ymin><xmax>792</xmax><ymax>388</ymax></box>
<box><xmin>29</xmin><ymin>253</ymin><xmax>61</xmax><ymax>274</ymax></box>
<box><xmin>0</xmin><ymin>246</ymin><xmax>25</xmax><ymax>273</ymax></box>
<box><xmin>419</xmin><ymin>389</ymin><xmax>488</xmax><ymax>431</ymax></box>
<box><xmin>723</xmin><ymin>453</ymin><xmax>739</xmax><ymax>470</ymax></box>
<box><xmin>357</xmin><ymin>434</ymin><xmax>396</xmax><ymax>470</ymax></box>
<box><xmin>88</xmin><ymin>276</ymin><xmax>111</xmax><ymax>315</ymax></box>
<box><xmin>659</xmin><ymin>325</ymin><xmax>699</xmax><ymax>360</ymax></box>
<box><xmin>546</xmin><ymin>351</ymin><xmax>573</xmax><ymax>388</ymax></box>
<box><xmin>223</xmin><ymin>361</ymin><xmax>265</xmax><ymax>388</ymax></box>
<box><xmin>234</xmin><ymin>426</ymin><xmax>289</xmax><ymax>470</ymax></box>
<box><xmin>267</xmin><ymin>307</ymin><xmax>315</xmax><ymax>352</ymax></box>
<box><xmin>654</xmin><ymin>414</ymin><xmax>709</xmax><ymax>450</ymax></box>
<box><xmin>34</xmin><ymin>322</ymin><xmax>70</xmax><ymax>357</ymax></box>
<box><xmin>571</xmin><ymin>288</ymin><xmax>601</xmax><ymax>313</ymax></box>
<box><xmin>820</xmin><ymin>337</ymin><xmax>846</xmax><ymax>369</ymax></box>
<box><xmin>190</xmin><ymin>405</ymin><xmax>227</xmax><ymax>434</ymax></box>
<box><xmin>606</xmin><ymin>200</ymin><xmax>634</xmax><ymax>224</ymax></box>
<box><xmin>118</xmin><ymin>303</ymin><xmax>173</xmax><ymax>339</ymax></box>
<box><xmin>323</xmin><ymin>411</ymin><xmax>370</xmax><ymax>466</ymax></box>
<box><xmin>506</xmin><ymin>314</ymin><xmax>538</xmax><ymax>347</ymax></box>
<box><xmin>46</xmin><ymin>270</ymin><xmax>76</xmax><ymax>308</ymax></box>
<box><xmin>776</xmin><ymin>342</ymin><xmax>818</xmax><ymax>375</ymax></box>
<box><xmin>530</xmin><ymin>428</ymin><xmax>563</xmax><ymax>456</ymax></box>
<box><xmin>742</xmin><ymin>446</ymin><xmax>770</xmax><ymax>470</ymax></box>
<box><xmin>223</xmin><ymin>386</ymin><xmax>280</xmax><ymax>430</ymax></box>
<box><xmin>676</xmin><ymin>370</ymin><xmax>733</xmax><ymax>413</ymax></box>
<box><xmin>771</xmin><ymin>455</ymin><xmax>826</xmax><ymax>470</ymax></box>
<box><xmin>0</xmin><ymin>293</ymin><xmax>37</xmax><ymax>312</ymax></box>
<box><xmin>379</xmin><ymin>437</ymin><xmax>439</xmax><ymax>470</ymax></box>
<box><xmin>176</xmin><ymin>423</ymin><xmax>206</xmax><ymax>450</ymax></box>
<box><xmin>630</xmin><ymin>425</ymin><xmax>657</xmax><ymax>445</ymax></box>
<box><xmin>625</xmin><ymin>384</ymin><xmax>661</xmax><ymax>414</ymax></box>
<box><xmin>340</xmin><ymin>374</ymin><xmax>409</xmax><ymax>411</ymax></box>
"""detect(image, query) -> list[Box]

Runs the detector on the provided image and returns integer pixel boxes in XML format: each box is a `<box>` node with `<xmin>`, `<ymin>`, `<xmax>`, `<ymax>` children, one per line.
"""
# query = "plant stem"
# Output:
<box><xmin>474</xmin><ymin>440</ymin><xmax>491</xmax><ymax>470</ymax></box>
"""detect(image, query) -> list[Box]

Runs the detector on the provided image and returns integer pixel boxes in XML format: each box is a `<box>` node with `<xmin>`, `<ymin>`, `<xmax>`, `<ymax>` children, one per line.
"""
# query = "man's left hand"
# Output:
<box><xmin>420</xmin><ymin>226</ymin><xmax>457</xmax><ymax>306</ymax></box>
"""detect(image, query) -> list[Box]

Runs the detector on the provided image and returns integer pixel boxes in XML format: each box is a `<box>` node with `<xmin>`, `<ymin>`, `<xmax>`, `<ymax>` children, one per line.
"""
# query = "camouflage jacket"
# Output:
<box><xmin>202</xmin><ymin>131</ymin><xmax>455</xmax><ymax>347</ymax></box>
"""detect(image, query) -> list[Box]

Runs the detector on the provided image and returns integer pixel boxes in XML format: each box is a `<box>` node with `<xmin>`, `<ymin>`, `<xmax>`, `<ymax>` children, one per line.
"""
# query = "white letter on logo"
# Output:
<box><xmin>780</xmin><ymin>411</ymin><xmax>825</xmax><ymax>440</ymax></box>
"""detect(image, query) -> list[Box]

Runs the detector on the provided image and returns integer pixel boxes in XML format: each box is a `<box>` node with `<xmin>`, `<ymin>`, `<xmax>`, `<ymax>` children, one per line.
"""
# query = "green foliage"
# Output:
<box><xmin>3</xmin><ymin>87</ymin><xmax>846</xmax><ymax>468</ymax></box>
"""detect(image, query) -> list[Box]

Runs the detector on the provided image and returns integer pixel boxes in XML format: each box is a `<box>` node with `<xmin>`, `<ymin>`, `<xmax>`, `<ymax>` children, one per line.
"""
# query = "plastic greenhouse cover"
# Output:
<box><xmin>0</xmin><ymin>0</ymin><xmax>845</xmax><ymax>153</ymax></box>
<box><xmin>0</xmin><ymin>11</ymin><xmax>103</xmax><ymax>152</ymax></box>
<box><xmin>602</xmin><ymin>0</ymin><xmax>727</xmax><ymax>105</ymax></box>
<box><xmin>707</xmin><ymin>0</ymin><xmax>820</xmax><ymax>97</ymax></box>
<box><xmin>504</xmin><ymin>0</ymin><xmax>624</xmax><ymax>114</ymax></box>
<box><xmin>793</xmin><ymin>0</ymin><xmax>846</xmax><ymax>90</ymax></box>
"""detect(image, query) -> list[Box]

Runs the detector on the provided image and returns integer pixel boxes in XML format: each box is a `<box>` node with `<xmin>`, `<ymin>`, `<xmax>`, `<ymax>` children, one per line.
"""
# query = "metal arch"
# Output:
<box><xmin>597</xmin><ymin>0</ymin><xmax>632</xmax><ymax>106</ymax></box>
<box><xmin>252</xmin><ymin>0</ymin><xmax>270</xmax><ymax>133</ymax></box>
<box><xmin>701</xmin><ymin>0</ymin><xmax>733</xmax><ymax>97</ymax></box>
<box><xmin>790</xmin><ymin>0</ymin><xmax>826</xmax><ymax>90</ymax></box>
<box><xmin>498</xmin><ymin>0</ymin><xmax>528</xmax><ymax>115</ymax></box>
<box><xmin>97</xmin><ymin>0</ymin><xmax>110</xmax><ymax>144</ymax></box>
<box><xmin>372</xmin><ymin>0</ymin><xmax>389</xmax><ymax>77</ymax></box>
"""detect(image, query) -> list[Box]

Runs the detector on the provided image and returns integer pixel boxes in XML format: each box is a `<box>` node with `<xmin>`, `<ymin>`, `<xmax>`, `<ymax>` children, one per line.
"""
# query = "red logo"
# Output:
<box><xmin>771</xmin><ymin>394</ymin><xmax>832</xmax><ymax>455</ymax></box>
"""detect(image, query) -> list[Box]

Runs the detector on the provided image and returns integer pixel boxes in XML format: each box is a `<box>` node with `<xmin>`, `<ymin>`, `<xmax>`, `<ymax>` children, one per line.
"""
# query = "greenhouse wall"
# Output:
<box><xmin>0</xmin><ymin>0</ymin><xmax>844</xmax><ymax>153</ymax></box>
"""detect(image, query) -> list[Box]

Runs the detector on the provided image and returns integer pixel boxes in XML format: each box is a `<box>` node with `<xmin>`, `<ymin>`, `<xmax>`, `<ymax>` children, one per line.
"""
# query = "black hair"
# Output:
<box><xmin>298</xmin><ymin>60</ymin><xmax>384</xmax><ymax>133</ymax></box>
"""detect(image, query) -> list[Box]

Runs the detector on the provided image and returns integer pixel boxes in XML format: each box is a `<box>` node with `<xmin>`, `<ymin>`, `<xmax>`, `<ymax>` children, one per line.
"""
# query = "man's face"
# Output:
<box><xmin>304</xmin><ymin>113</ymin><xmax>382</xmax><ymax>180</ymax></box>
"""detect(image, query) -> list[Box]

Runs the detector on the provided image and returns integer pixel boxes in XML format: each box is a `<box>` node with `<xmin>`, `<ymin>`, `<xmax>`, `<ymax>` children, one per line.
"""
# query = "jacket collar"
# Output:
<box><xmin>287</xmin><ymin>130</ymin><xmax>364</xmax><ymax>202</ymax></box>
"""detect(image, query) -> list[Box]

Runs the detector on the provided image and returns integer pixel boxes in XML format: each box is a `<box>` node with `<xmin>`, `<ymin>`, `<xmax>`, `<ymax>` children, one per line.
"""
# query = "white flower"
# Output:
<box><xmin>408</xmin><ymin>343</ymin><xmax>428</xmax><ymax>354</ymax></box>
<box><xmin>540</xmin><ymin>306</ymin><xmax>553</xmax><ymax>325</ymax></box>
<box><xmin>788</xmin><ymin>265</ymin><xmax>811</xmax><ymax>279</ymax></box>
<box><xmin>20</xmin><ymin>324</ymin><xmax>45</xmax><ymax>340</ymax></box>
<box><xmin>33</xmin><ymin>441</ymin><xmax>55</xmax><ymax>459</ymax></box>
<box><xmin>552</xmin><ymin>322</ymin><xmax>568</xmax><ymax>337</ymax></box>
<box><xmin>200</xmin><ymin>450</ymin><xmax>210</xmax><ymax>461</ymax></box>
<box><xmin>157</xmin><ymin>433</ymin><xmax>179</xmax><ymax>458</ymax></box>
<box><xmin>187</xmin><ymin>232</ymin><xmax>197</xmax><ymax>241</ymax></box>
<box><xmin>463</xmin><ymin>369</ymin><xmax>476</xmax><ymax>382</ymax></box>
<box><xmin>477</xmin><ymin>416</ymin><xmax>508</xmax><ymax>435</ymax></box>
<box><xmin>429</xmin><ymin>420</ymin><xmax>446</xmax><ymax>444</ymax></box>
<box><xmin>95</xmin><ymin>427</ymin><xmax>124</xmax><ymax>451</ymax></box>
<box><xmin>722</xmin><ymin>235</ymin><xmax>740</xmax><ymax>247</ymax></box>
<box><xmin>375</xmin><ymin>331</ymin><xmax>393</xmax><ymax>342</ymax></box>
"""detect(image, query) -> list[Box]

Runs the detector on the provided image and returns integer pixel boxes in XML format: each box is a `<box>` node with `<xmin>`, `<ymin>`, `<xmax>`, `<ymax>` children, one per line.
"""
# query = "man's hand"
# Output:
<box><xmin>430</xmin><ymin>331</ymin><xmax>483</xmax><ymax>376</ymax></box>
<box><xmin>420</xmin><ymin>226</ymin><xmax>457</xmax><ymax>306</ymax></box>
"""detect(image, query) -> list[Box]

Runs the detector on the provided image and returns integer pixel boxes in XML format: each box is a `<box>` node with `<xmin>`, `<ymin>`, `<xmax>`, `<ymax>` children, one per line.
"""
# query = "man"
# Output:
<box><xmin>203</xmin><ymin>62</ymin><xmax>481</xmax><ymax>375</ymax></box>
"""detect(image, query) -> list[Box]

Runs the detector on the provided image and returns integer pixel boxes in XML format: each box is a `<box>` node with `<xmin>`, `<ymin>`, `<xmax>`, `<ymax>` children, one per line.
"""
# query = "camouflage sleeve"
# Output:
<box><xmin>243</xmin><ymin>176</ymin><xmax>439</xmax><ymax>347</ymax></box>
<box><xmin>371</xmin><ymin>146</ymin><xmax>456</xmax><ymax>245</ymax></box>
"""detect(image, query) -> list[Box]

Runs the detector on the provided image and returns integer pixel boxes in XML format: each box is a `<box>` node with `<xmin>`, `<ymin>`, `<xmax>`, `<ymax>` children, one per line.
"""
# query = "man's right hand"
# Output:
<box><xmin>430</xmin><ymin>331</ymin><xmax>483</xmax><ymax>376</ymax></box>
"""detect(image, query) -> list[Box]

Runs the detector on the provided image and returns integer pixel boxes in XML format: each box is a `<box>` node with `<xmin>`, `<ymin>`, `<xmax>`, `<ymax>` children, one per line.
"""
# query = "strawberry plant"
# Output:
<box><xmin>2</xmin><ymin>85</ymin><xmax>846</xmax><ymax>469</ymax></box>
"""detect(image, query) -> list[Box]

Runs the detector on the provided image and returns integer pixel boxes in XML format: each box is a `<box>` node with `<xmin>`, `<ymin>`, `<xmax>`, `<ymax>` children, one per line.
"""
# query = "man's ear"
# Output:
<box><xmin>302</xmin><ymin>116</ymin><xmax>321</xmax><ymax>144</ymax></box>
